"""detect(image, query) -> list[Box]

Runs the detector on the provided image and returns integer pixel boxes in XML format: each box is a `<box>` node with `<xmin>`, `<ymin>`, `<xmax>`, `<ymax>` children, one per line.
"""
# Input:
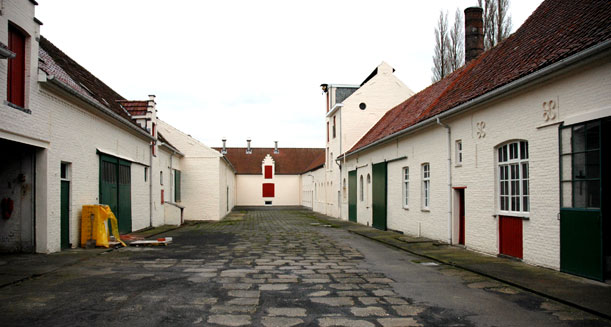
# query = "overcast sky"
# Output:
<box><xmin>36</xmin><ymin>0</ymin><xmax>543</xmax><ymax>149</ymax></box>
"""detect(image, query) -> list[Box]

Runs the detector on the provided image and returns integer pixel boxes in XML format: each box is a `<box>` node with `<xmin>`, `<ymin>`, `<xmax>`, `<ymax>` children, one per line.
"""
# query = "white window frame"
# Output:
<box><xmin>366</xmin><ymin>174</ymin><xmax>371</xmax><ymax>206</ymax></box>
<box><xmin>402</xmin><ymin>167</ymin><xmax>409</xmax><ymax>209</ymax></box>
<box><xmin>497</xmin><ymin>141</ymin><xmax>529</xmax><ymax>214</ymax></box>
<box><xmin>422</xmin><ymin>163</ymin><xmax>430</xmax><ymax>210</ymax></box>
<box><xmin>359</xmin><ymin>175</ymin><xmax>364</xmax><ymax>202</ymax></box>
<box><xmin>455</xmin><ymin>140</ymin><xmax>463</xmax><ymax>166</ymax></box>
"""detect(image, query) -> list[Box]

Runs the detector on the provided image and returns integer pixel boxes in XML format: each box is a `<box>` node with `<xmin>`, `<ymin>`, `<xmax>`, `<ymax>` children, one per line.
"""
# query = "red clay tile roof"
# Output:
<box><xmin>117</xmin><ymin>100</ymin><xmax>149</xmax><ymax>116</ymax></box>
<box><xmin>214</xmin><ymin>148</ymin><xmax>325</xmax><ymax>175</ymax></box>
<box><xmin>348</xmin><ymin>0</ymin><xmax>611</xmax><ymax>155</ymax></box>
<box><xmin>302</xmin><ymin>151</ymin><xmax>326</xmax><ymax>173</ymax></box>
<box><xmin>38</xmin><ymin>37</ymin><xmax>138</xmax><ymax>126</ymax></box>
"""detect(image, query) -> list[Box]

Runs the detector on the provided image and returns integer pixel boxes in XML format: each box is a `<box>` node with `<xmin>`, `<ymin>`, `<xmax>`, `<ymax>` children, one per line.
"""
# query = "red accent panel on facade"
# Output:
<box><xmin>8</xmin><ymin>24</ymin><xmax>26</xmax><ymax>108</ymax></box>
<box><xmin>264</xmin><ymin>165</ymin><xmax>273</xmax><ymax>179</ymax></box>
<box><xmin>262</xmin><ymin>183</ymin><xmax>275</xmax><ymax>198</ymax></box>
<box><xmin>499</xmin><ymin>216</ymin><xmax>523</xmax><ymax>259</ymax></box>
<box><xmin>161</xmin><ymin>189</ymin><xmax>165</xmax><ymax>204</ymax></box>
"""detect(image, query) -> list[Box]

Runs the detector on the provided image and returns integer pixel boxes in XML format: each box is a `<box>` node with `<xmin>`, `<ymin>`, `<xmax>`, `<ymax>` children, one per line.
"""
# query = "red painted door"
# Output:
<box><xmin>499</xmin><ymin>216</ymin><xmax>523</xmax><ymax>259</ymax></box>
<box><xmin>458</xmin><ymin>189</ymin><xmax>465</xmax><ymax>245</ymax></box>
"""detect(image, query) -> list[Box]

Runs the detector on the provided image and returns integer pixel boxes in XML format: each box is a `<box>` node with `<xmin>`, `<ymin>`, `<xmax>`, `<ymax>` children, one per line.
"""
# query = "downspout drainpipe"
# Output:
<box><xmin>149</xmin><ymin>140</ymin><xmax>153</xmax><ymax>228</ymax></box>
<box><xmin>436</xmin><ymin>117</ymin><xmax>452</xmax><ymax>244</ymax></box>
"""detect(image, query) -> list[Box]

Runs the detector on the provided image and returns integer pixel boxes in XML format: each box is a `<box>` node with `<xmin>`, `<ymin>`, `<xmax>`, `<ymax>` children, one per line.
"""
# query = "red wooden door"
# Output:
<box><xmin>499</xmin><ymin>216</ymin><xmax>523</xmax><ymax>259</ymax></box>
<box><xmin>8</xmin><ymin>24</ymin><xmax>26</xmax><ymax>108</ymax></box>
<box><xmin>458</xmin><ymin>189</ymin><xmax>465</xmax><ymax>245</ymax></box>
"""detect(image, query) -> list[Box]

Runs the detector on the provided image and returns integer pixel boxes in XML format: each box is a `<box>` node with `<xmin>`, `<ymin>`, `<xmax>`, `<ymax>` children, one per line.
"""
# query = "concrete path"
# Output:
<box><xmin>306</xmin><ymin>210</ymin><xmax>611</xmax><ymax>320</ymax></box>
<box><xmin>0</xmin><ymin>209</ymin><xmax>609</xmax><ymax>326</ymax></box>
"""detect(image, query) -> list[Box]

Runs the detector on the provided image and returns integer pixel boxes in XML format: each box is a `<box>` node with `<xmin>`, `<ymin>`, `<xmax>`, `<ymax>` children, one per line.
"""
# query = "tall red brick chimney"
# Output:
<box><xmin>464</xmin><ymin>7</ymin><xmax>484</xmax><ymax>63</ymax></box>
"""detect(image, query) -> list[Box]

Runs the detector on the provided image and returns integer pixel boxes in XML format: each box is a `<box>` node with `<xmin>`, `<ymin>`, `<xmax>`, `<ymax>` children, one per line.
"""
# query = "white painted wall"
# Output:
<box><xmin>310</xmin><ymin>61</ymin><xmax>414</xmax><ymax>219</ymax></box>
<box><xmin>36</xmin><ymin>88</ymin><xmax>153</xmax><ymax>252</ymax></box>
<box><xmin>236</xmin><ymin>175</ymin><xmax>301</xmax><ymax>206</ymax></box>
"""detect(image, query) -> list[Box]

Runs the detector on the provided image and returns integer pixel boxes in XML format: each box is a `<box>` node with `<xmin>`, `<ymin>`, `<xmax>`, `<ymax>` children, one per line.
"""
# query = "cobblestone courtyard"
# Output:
<box><xmin>1</xmin><ymin>209</ymin><xmax>608</xmax><ymax>326</ymax></box>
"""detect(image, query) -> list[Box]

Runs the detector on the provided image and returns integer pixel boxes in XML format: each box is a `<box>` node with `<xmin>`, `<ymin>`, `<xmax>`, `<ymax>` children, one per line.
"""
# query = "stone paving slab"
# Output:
<box><xmin>0</xmin><ymin>209</ymin><xmax>609</xmax><ymax>326</ymax></box>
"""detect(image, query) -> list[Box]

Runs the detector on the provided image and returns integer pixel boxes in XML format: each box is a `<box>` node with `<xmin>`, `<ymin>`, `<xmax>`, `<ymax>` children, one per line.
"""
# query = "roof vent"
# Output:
<box><xmin>246</xmin><ymin>138</ymin><xmax>252</xmax><ymax>154</ymax></box>
<box><xmin>221</xmin><ymin>138</ymin><xmax>227</xmax><ymax>154</ymax></box>
<box><xmin>274</xmin><ymin>141</ymin><xmax>279</xmax><ymax>154</ymax></box>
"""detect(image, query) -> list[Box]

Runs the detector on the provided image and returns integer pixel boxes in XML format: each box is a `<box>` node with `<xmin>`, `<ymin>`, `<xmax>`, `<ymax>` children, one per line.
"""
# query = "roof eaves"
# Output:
<box><xmin>44</xmin><ymin>75</ymin><xmax>155</xmax><ymax>141</ymax></box>
<box><xmin>344</xmin><ymin>39</ymin><xmax>611</xmax><ymax>159</ymax></box>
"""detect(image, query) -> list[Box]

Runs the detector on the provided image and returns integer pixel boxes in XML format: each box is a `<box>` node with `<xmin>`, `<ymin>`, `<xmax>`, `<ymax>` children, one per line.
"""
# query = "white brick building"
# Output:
<box><xmin>302</xmin><ymin>61</ymin><xmax>413</xmax><ymax>218</ymax></box>
<box><xmin>335</xmin><ymin>1</ymin><xmax>611</xmax><ymax>281</ymax></box>
<box><xmin>0</xmin><ymin>0</ymin><xmax>236</xmax><ymax>253</ymax></box>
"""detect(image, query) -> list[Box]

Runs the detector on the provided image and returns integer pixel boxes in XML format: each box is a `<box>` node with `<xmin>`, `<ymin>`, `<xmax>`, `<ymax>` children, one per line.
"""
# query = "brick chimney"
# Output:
<box><xmin>464</xmin><ymin>7</ymin><xmax>484</xmax><ymax>63</ymax></box>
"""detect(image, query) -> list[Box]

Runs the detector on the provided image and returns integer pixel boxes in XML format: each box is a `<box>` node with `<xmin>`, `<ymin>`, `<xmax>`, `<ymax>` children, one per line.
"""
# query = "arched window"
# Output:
<box><xmin>498</xmin><ymin>141</ymin><xmax>529</xmax><ymax>213</ymax></box>
<box><xmin>359</xmin><ymin>175</ymin><xmax>364</xmax><ymax>201</ymax></box>
<box><xmin>366</xmin><ymin>174</ymin><xmax>371</xmax><ymax>204</ymax></box>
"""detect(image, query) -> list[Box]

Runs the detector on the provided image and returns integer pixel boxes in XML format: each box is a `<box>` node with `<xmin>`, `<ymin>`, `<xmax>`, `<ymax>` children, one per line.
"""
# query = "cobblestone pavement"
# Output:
<box><xmin>1</xmin><ymin>210</ymin><xmax>609</xmax><ymax>326</ymax></box>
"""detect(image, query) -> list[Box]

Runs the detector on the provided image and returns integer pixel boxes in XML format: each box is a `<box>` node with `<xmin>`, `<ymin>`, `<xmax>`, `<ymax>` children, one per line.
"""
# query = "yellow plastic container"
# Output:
<box><xmin>81</xmin><ymin>205</ymin><xmax>126</xmax><ymax>248</ymax></box>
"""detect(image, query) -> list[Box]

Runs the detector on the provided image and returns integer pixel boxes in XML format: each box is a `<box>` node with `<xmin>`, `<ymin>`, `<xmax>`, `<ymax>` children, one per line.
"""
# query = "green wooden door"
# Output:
<box><xmin>100</xmin><ymin>155</ymin><xmax>118</xmax><ymax>218</ymax></box>
<box><xmin>348</xmin><ymin>170</ymin><xmax>357</xmax><ymax>222</ymax></box>
<box><xmin>372</xmin><ymin>162</ymin><xmax>387</xmax><ymax>231</ymax></box>
<box><xmin>99</xmin><ymin>154</ymin><xmax>131</xmax><ymax>234</ymax></box>
<box><xmin>117</xmin><ymin>161</ymin><xmax>132</xmax><ymax>234</ymax></box>
<box><xmin>60</xmin><ymin>180</ymin><xmax>70</xmax><ymax>249</ymax></box>
<box><xmin>559</xmin><ymin>120</ymin><xmax>606</xmax><ymax>281</ymax></box>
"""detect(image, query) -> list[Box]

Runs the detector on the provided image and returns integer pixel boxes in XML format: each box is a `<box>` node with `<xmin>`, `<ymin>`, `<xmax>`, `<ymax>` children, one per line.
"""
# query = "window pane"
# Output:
<box><xmin>572</xmin><ymin>125</ymin><xmax>586</xmax><ymax>153</ymax></box>
<box><xmin>520</xmin><ymin>141</ymin><xmax>528</xmax><ymax>159</ymax></box>
<box><xmin>585</xmin><ymin>151</ymin><xmax>600</xmax><ymax>179</ymax></box>
<box><xmin>561</xmin><ymin>181</ymin><xmax>572</xmax><ymax>207</ymax></box>
<box><xmin>585</xmin><ymin>122</ymin><xmax>599</xmax><ymax>150</ymax></box>
<box><xmin>572</xmin><ymin>153</ymin><xmax>586</xmax><ymax>179</ymax></box>
<box><xmin>573</xmin><ymin>180</ymin><xmax>600</xmax><ymax>208</ymax></box>
<box><xmin>561</xmin><ymin>128</ymin><xmax>572</xmax><ymax>155</ymax></box>
<box><xmin>561</xmin><ymin>154</ymin><xmax>572</xmax><ymax>181</ymax></box>
<box><xmin>522</xmin><ymin>163</ymin><xmax>529</xmax><ymax>179</ymax></box>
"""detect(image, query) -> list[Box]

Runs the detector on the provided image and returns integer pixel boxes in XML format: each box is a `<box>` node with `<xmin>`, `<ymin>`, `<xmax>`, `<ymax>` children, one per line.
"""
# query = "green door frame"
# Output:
<box><xmin>348</xmin><ymin>170</ymin><xmax>357</xmax><ymax>222</ymax></box>
<box><xmin>372</xmin><ymin>162</ymin><xmax>387</xmax><ymax>230</ymax></box>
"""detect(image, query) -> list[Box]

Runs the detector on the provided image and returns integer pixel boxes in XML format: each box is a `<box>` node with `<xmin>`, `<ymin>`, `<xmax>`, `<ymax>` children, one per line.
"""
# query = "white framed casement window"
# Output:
<box><xmin>366</xmin><ymin>174</ymin><xmax>371</xmax><ymax>205</ymax></box>
<box><xmin>359</xmin><ymin>175</ymin><xmax>364</xmax><ymax>201</ymax></box>
<box><xmin>455</xmin><ymin>140</ymin><xmax>463</xmax><ymax>166</ymax></box>
<box><xmin>402</xmin><ymin>167</ymin><xmax>409</xmax><ymax>208</ymax></box>
<box><xmin>498</xmin><ymin>141</ymin><xmax>529</xmax><ymax>213</ymax></box>
<box><xmin>422</xmin><ymin>163</ymin><xmax>430</xmax><ymax>210</ymax></box>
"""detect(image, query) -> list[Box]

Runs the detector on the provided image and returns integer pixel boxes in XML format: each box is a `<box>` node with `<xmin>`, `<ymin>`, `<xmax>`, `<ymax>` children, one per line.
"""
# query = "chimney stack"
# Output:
<box><xmin>246</xmin><ymin>138</ymin><xmax>252</xmax><ymax>154</ymax></box>
<box><xmin>274</xmin><ymin>141</ymin><xmax>279</xmax><ymax>154</ymax></box>
<box><xmin>464</xmin><ymin>7</ymin><xmax>484</xmax><ymax>63</ymax></box>
<box><xmin>221</xmin><ymin>138</ymin><xmax>227</xmax><ymax>154</ymax></box>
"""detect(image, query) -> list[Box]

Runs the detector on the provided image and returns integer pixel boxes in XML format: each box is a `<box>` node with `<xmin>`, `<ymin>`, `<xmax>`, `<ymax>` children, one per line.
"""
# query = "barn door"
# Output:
<box><xmin>372</xmin><ymin>162</ymin><xmax>387</xmax><ymax>231</ymax></box>
<box><xmin>348</xmin><ymin>170</ymin><xmax>357</xmax><ymax>222</ymax></box>
<box><xmin>117</xmin><ymin>161</ymin><xmax>132</xmax><ymax>234</ymax></box>
<box><xmin>99</xmin><ymin>154</ymin><xmax>131</xmax><ymax>234</ymax></box>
